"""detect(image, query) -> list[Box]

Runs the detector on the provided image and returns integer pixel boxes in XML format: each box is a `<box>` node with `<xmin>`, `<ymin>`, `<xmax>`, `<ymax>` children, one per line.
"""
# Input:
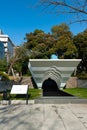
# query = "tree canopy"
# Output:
<box><xmin>73</xmin><ymin>30</ymin><xmax>87</xmax><ymax>59</ymax></box>
<box><xmin>54</xmin><ymin>35</ymin><xmax>77</xmax><ymax>59</ymax></box>
<box><xmin>24</xmin><ymin>29</ymin><xmax>56</xmax><ymax>59</ymax></box>
<box><xmin>73</xmin><ymin>30</ymin><xmax>87</xmax><ymax>73</ymax></box>
<box><xmin>0</xmin><ymin>22</ymin><xmax>85</xmax><ymax>76</ymax></box>
<box><xmin>24</xmin><ymin>24</ymin><xmax>78</xmax><ymax>59</ymax></box>
<box><xmin>51</xmin><ymin>23</ymin><xmax>71</xmax><ymax>38</ymax></box>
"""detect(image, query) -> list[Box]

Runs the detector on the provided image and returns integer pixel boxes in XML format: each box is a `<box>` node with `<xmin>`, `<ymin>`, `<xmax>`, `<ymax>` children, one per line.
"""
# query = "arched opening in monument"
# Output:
<box><xmin>42</xmin><ymin>78</ymin><xmax>59</xmax><ymax>96</ymax></box>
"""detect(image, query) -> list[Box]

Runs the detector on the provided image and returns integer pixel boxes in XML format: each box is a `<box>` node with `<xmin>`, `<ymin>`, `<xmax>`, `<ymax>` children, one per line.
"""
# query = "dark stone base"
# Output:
<box><xmin>43</xmin><ymin>90</ymin><xmax>73</xmax><ymax>96</ymax></box>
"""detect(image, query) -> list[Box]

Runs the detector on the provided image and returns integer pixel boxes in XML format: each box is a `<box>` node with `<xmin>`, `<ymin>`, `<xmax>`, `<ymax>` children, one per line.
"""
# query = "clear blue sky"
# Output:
<box><xmin>0</xmin><ymin>0</ymin><xmax>86</xmax><ymax>45</ymax></box>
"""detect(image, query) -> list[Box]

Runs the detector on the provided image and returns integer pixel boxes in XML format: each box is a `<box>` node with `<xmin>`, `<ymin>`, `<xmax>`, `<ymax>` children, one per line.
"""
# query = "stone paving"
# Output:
<box><xmin>0</xmin><ymin>101</ymin><xmax>87</xmax><ymax>130</ymax></box>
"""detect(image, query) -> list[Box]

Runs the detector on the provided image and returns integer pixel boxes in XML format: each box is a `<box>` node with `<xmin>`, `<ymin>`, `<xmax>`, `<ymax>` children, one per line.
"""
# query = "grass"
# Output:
<box><xmin>63</xmin><ymin>88</ymin><xmax>87</xmax><ymax>98</ymax></box>
<box><xmin>1</xmin><ymin>88</ymin><xmax>87</xmax><ymax>100</ymax></box>
<box><xmin>0</xmin><ymin>88</ymin><xmax>42</xmax><ymax>100</ymax></box>
<box><xmin>28</xmin><ymin>88</ymin><xmax>42</xmax><ymax>100</ymax></box>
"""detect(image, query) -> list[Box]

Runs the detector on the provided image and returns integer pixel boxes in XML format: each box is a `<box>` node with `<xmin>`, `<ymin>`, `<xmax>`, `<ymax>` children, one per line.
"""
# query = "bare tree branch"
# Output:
<box><xmin>49</xmin><ymin>1</ymin><xmax>87</xmax><ymax>14</ymax></box>
<box><xmin>39</xmin><ymin>0</ymin><xmax>87</xmax><ymax>24</ymax></box>
<box><xmin>69</xmin><ymin>19</ymin><xmax>87</xmax><ymax>24</ymax></box>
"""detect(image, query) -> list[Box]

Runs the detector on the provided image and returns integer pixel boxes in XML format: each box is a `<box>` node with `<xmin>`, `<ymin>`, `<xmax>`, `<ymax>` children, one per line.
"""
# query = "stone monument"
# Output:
<box><xmin>28</xmin><ymin>59</ymin><xmax>81</xmax><ymax>96</ymax></box>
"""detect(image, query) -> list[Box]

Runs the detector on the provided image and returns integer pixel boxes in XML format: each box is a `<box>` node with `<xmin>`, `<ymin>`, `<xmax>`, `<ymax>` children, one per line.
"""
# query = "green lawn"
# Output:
<box><xmin>11</xmin><ymin>88</ymin><xmax>42</xmax><ymax>100</ymax></box>
<box><xmin>0</xmin><ymin>88</ymin><xmax>42</xmax><ymax>100</ymax></box>
<box><xmin>28</xmin><ymin>88</ymin><xmax>42</xmax><ymax>99</ymax></box>
<box><xmin>1</xmin><ymin>88</ymin><xmax>87</xmax><ymax>100</ymax></box>
<box><xmin>63</xmin><ymin>88</ymin><xmax>87</xmax><ymax>98</ymax></box>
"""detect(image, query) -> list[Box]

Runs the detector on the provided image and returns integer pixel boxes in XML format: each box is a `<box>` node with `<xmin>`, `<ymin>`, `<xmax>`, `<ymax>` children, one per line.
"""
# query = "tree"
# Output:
<box><xmin>39</xmin><ymin>0</ymin><xmax>87</xmax><ymax>24</ymax></box>
<box><xmin>24</xmin><ymin>24</ymin><xmax>78</xmax><ymax>59</ymax></box>
<box><xmin>24</xmin><ymin>30</ymin><xmax>44</xmax><ymax>50</ymax></box>
<box><xmin>51</xmin><ymin>23</ymin><xmax>71</xmax><ymax>38</ymax></box>
<box><xmin>73</xmin><ymin>30</ymin><xmax>87</xmax><ymax>58</ymax></box>
<box><xmin>53</xmin><ymin>35</ymin><xmax>77</xmax><ymax>58</ymax></box>
<box><xmin>51</xmin><ymin>23</ymin><xmax>77</xmax><ymax>58</ymax></box>
<box><xmin>24</xmin><ymin>29</ymin><xmax>56</xmax><ymax>59</ymax></box>
<box><xmin>73</xmin><ymin>30</ymin><xmax>87</xmax><ymax>73</ymax></box>
<box><xmin>0</xmin><ymin>58</ymin><xmax>8</xmax><ymax>72</ymax></box>
<box><xmin>8</xmin><ymin>45</ymin><xmax>29</xmax><ymax>75</ymax></box>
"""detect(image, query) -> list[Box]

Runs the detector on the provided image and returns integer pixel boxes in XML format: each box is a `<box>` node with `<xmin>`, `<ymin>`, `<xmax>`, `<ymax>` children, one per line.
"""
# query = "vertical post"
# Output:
<box><xmin>26</xmin><ymin>87</ymin><xmax>29</xmax><ymax>105</ymax></box>
<box><xmin>26</xmin><ymin>93</ymin><xmax>28</xmax><ymax>104</ymax></box>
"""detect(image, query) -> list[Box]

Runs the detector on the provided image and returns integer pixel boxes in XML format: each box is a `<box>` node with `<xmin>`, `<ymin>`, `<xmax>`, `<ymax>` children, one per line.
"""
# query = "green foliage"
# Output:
<box><xmin>63</xmin><ymin>88</ymin><xmax>87</xmax><ymax>98</ymax></box>
<box><xmin>73</xmin><ymin>30</ymin><xmax>87</xmax><ymax>59</ymax></box>
<box><xmin>73</xmin><ymin>30</ymin><xmax>87</xmax><ymax>75</ymax></box>
<box><xmin>24</xmin><ymin>29</ymin><xmax>56</xmax><ymax>59</ymax></box>
<box><xmin>0</xmin><ymin>71</ymin><xmax>9</xmax><ymax>81</ymax></box>
<box><xmin>0</xmin><ymin>59</ymin><xmax>8</xmax><ymax>72</ymax></box>
<box><xmin>14</xmin><ymin>45</ymin><xmax>29</xmax><ymax>60</ymax></box>
<box><xmin>54</xmin><ymin>36</ymin><xmax>77</xmax><ymax>58</ymax></box>
<box><xmin>29</xmin><ymin>88</ymin><xmax>42</xmax><ymax>99</ymax></box>
<box><xmin>24</xmin><ymin>24</ymin><xmax>77</xmax><ymax>59</ymax></box>
<box><xmin>51</xmin><ymin>23</ymin><xmax>77</xmax><ymax>59</ymax></box>
<box><xmin>77</xmin><ymin>72</ymin><xmax>87</xmax><ymax>79</ymax></box>
<box><xmin>51</xmin><ymin>23</ymin><xmax>71</xmax><ymax>38</ymax></box>
<box><xmin>13</xmin><ymin>61</ymin><xmax>22</xmax><ymax>73</ymax></box>
<box><xmin>8</xmin><ymin>45</ymin><xmax>29</xmax><ymax>75</ymax></box>
<box><xmin>13</xmin><ymin>23</ymin><xmax>87</xmax><ymax>76</ymax></box>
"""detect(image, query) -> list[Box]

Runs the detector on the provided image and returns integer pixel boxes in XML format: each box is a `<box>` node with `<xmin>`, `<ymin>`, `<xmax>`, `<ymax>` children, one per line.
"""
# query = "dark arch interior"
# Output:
<box><xmin>42</xmin><ymin>78</ymin><xmax>73</xmax><ymax>96</ymax></box>
<box><xmin>42</xmin><ymin>78</ymin><xmax>59</xmax><ymax>96</ymax></box>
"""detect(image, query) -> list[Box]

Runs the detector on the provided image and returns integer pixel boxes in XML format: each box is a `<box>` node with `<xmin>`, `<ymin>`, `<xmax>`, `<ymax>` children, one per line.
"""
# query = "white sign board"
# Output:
<box><xmin>11</xmin><ymin>85</ymin><xmax>28</xmax><ymax>94</ymax></box>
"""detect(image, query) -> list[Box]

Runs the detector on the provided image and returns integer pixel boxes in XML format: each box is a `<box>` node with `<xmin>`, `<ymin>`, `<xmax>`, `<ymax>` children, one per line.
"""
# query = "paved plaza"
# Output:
<box><xmin>0</xmin><ymin>101</ymin><xmax>87</xmax><ymax>130</ymax></box>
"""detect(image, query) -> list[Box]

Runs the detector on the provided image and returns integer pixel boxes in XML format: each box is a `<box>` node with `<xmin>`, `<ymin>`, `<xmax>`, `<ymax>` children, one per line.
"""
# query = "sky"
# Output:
<box><xmin>0</xmin><ymin>0</ymin><xmax>87</xmax><ymax>46</ymax></box>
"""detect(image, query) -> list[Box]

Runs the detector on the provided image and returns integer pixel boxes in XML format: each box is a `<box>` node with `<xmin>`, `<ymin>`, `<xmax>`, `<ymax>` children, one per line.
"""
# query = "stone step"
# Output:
<box><xmin>35</xmin><ymin>96</ymin><xmax>87</xmax><ymax>104</ymax></box>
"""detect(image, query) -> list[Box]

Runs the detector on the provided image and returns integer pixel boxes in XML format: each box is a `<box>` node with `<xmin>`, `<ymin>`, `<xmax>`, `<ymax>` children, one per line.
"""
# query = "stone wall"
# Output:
<box><xmin>1</xmin><ymin>77</ymin><xmax>86</xmax><ymax>90</ymax></box>
<box><xmin>21</xmin><ymin>77</ymin><xmax>34</xmax><ymax>88</ymax></box>
<box><xmin>21</xmin><ymin>76</ymin><xmax>87</xmax><ymax>89</ymax></box>
<box><xmin>66</xmin><ymin>77</ymin><xmax>87</xmax><ymax>88</ymax></box>
<box><xmin>77</xmin><ymin>79</ymin><xmax>87</xmax><ymax>88</ymax></box>
<box><xmin>66</xmin><ymin>77</ymin><xmax>78</xmax><ymax>88</ymax></box>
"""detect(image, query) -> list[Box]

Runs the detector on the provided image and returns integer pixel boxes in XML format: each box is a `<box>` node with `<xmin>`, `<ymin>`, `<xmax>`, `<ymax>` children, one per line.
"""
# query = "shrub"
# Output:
<box><xmin>77</xmin><ymin>72</ymin><xmax>87</xmax><ymax>79</ymax></box>
<box><xmin>0</xmin><ymin>71</ymin><xmax>9</xmax><ymax>81</ymax></box>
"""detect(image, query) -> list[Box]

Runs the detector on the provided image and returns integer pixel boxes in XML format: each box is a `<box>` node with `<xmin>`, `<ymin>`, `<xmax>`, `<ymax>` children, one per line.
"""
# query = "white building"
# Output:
<box><xmin>0</xmin><ymin>30</ymin><xmax>15</xmax><ymax>61</ymax></box>
<box><xmin>0</xmin><ymin>41</ymin><xmax>4</xmax><ymax>59</ymax></box>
